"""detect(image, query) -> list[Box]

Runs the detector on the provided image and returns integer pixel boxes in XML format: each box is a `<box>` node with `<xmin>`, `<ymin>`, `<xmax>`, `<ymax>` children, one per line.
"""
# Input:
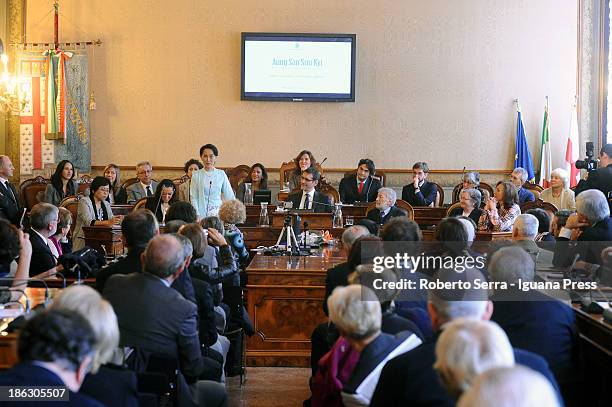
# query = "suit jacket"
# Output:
<box><xmin>324</xmin><ymin>261</ymin><xmax>351</xmax><ymax>316</ymax></box>
<box><xmin>401</xmin><ymin>181</ymin><xmax>437</xmax><ymax>206</ymax></box>
<box><xmin>103</xmin><ymin>272</ymin><xmax>204</xmax><ymax>381</ymax></box>
<box><xmin>42</xmin><ymin>180</ymin><xmax>78</xmax><ymax>206</ymax></box>
<box><xmin>288</xmin><ymin>190</ymin><xmax>333</xmax><ymax>213</ymax></box>
<box><xmin>80</xmin><ymin>364</ymin><xmax>139</xmax><ymax>407</ymax></box>
<box><xmin>126</xmin><ymin>181</ymin><xmax>158</xmax><ymax>203</ymax></box>
<box><xmin>370</xmin><ymin>333</ymin><xmax>561</xmax><ymax>407</ymax></box>
<box><xmin>72</xmin><ymin>197</ymin><xmax>114</xmax><ymax>252</ymax></box>
<box><xmin>518</xmin><ymin>187</ymin><xmax>536</xmax><ymax>205</ymax></box>
<box><xmin>448</xmin><ymin>206</ymin><xmax>482</xmax><ymax>225</ymax></box>
<box><xmin>0</xmin><ymin>180</ymin><xmax>21</xmax><ymax>226</ymax></box>
<box><xmin>574</xmin><ymin>164</ymin><xmax>612</xmax><ymax>209</ymax></box>
<box><xmin>553</xmin><ymin>217</ymin><xmax>612</xmax><ymax>266</ymax></box>
<box><xmin>366</xmin><ymin>205</ymin><xmax>407</xmax><ymax>225</ymax></box>
<box><xmin>0</xmin><ymin>362</ymin><xmax>104</xmax><ymax>407</ymax></box>
<box><xmin>339</xmin><ymin>175</ymin><xmax>381</xmax><ymax>204</ymax></box>
<box><xmin>29</xmin><ymin>230</ymin><xmax>56</xmax><ymax>277</ymax></box>
<box><xmin>96</xmin><ymin>246</ymin><xmax>145</xmax><ymax>292</ymax></box>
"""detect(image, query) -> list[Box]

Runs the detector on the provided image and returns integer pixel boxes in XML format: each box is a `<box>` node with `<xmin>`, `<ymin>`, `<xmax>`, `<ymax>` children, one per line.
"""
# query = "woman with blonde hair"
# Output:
<box><xmin>50</xmin><ymin>285</ymin><xmax>138</xmax><ymax>406</ymax></box>
<box><xmin>218</xmin><ymin>199</ymin><xmax>249</xmax><ymax>269</ymax></box>
<box><xmin>540</xmin><ymin>168</ymin><xmax>576</xmax><ymax>211</ymax></box>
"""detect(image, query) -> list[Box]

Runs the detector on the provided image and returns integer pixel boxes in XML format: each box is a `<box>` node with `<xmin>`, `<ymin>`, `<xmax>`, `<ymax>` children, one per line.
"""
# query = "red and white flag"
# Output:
<box><xmin>539</xmin><ymin>104</ymin><xmax>552</xmax><ymax>188</ymax></box>
<box><xmin>565</xmin><ymin>103</ymin><xmax>580</xmax><ymax>187</ymax></box>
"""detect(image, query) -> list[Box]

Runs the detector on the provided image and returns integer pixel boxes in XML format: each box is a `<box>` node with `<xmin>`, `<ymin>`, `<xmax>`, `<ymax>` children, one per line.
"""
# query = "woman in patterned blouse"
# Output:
<box><xmin>478</xmin><ymin>181</ymin><xmax>521</xmax><ymax>232</ymax></box>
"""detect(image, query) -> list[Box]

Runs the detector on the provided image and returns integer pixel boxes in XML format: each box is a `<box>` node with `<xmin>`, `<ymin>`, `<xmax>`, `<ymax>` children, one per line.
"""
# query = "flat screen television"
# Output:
<box><xmin>241</xmin><ymin>33</ymin><xmax>356</xmax><ymax>102</ymax></box>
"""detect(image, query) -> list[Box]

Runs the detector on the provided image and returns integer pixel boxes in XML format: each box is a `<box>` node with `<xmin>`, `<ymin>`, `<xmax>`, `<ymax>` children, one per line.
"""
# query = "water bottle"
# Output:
<box><xmin>244</xmin><ymin>183</ymin><xmax>253</xmax><ymax>205</ymax></box>
<box><xmin>332</xmin><ymin>203</ymin><xmax>343</xmax><ymax>228</ymax></box>
<box><xmin>259</xmin><ymin>202</ymin><xmax>269</xmax><ymax>227</ymax></box>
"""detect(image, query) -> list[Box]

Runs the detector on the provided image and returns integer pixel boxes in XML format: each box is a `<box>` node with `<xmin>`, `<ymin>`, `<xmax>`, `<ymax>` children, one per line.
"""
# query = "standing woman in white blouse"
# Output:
<box><xmin>72</xmin><ymin>176</ymin><xmax>122</xmax><ymax>251</ymax></box>
<box><xmin>190</xmin><ymin>144</ymin><xmax>235</xmax><ymax>218</ymax></box>
<box><xmin>540</xmin><ymin>168</ymin><xmax>576</xmax><ymax>211</ymax></box>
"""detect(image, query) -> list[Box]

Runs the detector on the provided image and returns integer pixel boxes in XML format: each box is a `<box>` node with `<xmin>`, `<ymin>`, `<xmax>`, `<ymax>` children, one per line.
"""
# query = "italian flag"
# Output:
<box><xmin>539</xmin><ymin>105</ymin><xmax>552</xmax><ymax>188</ymax></box>
<box><xmin>565</xmin><ymin>103</ymin><xmax>580</xmax><ymax>187</ymax></box>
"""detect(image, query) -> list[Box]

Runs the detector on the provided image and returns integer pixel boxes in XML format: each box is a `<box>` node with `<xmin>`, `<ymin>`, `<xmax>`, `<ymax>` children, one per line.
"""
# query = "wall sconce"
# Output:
<box><xmin>0</xmin><ymin>38</ymin><xmax>27</xmax><ymax>114</ymax></box>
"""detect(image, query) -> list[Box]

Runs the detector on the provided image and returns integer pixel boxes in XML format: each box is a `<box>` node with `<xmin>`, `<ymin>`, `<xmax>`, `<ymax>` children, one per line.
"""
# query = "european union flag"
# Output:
<box><xmin>514</xmin><ymin>110</ymin><xmax>535</xmax><ymax>182</ymax></box>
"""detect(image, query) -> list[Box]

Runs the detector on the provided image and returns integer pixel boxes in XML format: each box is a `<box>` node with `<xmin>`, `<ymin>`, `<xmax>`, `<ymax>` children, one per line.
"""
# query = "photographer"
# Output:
<box><xmin>574</xmin><ymin>143</ymin><xmax>612</xmax><ymax>211</ymax></box>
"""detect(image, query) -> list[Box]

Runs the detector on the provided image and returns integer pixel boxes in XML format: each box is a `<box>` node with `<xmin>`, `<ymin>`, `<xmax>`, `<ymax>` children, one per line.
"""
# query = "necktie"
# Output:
<box><xmin>358</xmin><ymin>181</ymin><xmax>364</xmax><ymax>194</ymax></box>
<box><xmin>146</xmin><ymin>186</ymin><xmax>153</xmax><ymax>197</ymax></box>
<box><xmin>303</xmin><ymin>192</ymin><xmax>310</xmax><ymax>209</ymax></box>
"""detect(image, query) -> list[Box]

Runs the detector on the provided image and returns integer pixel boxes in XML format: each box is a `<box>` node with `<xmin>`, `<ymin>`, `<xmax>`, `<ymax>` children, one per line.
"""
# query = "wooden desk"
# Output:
<box><xmin>271</xmin><ymin>212</ymin><xmax>334</xmax><ymax>229</ymax></box>
<box><xmin>245</xmin><ymin>254</ymin><xmax>344</xmax><ymax>367</ymax></box>
<box><xmin>83</xmin><ymin>225</ymin><xmax>124</xmax><ymax>258</ymax></box>
<box><xmin>412</xmin><ymin>206</ymin><xmax>448</xmax><ymax>228</ymax></box>
<box><xmin>242</xmin><ymin>226</ymin><xmax>345</xmax><ymax>251</ymax></box>
<box><xmin>111</xmin><ymin>204</ymin><xmax>134</xmax><ymax>216</ymax></box>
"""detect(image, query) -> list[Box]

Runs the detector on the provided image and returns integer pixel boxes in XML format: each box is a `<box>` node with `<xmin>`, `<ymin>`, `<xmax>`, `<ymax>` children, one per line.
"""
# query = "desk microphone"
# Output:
<box><xmin>205</xmin><ymin>180</ymin><xmax>212</xmax><ymax>216</ymax></box>
<box><xmin>19</xmin><ymin>208</ymin><xmax>26</xmax><ymax>230</ymax></box>
<box><xmin>320</xmin><ymin>157</ymin><xmax>328</xmax><ymax>166</ymax></box>
<box><xmin>0</xmin><ymin>300</ymin><xmax>27</xmax><ymax>315</ymax></box>
<box><xmin>303</xmin><ymin>221</ymin><xmax>309</xmax><ymax>250</ymax></box>
<box><xmin>0</xmin><ymin>287</ymin><xmax>30</xmax><ymax>313</ymax></box>
<box><xmin>0</xmin><ymin>277</ymin><xmax>49</xmax><ymax>306</ymax></box>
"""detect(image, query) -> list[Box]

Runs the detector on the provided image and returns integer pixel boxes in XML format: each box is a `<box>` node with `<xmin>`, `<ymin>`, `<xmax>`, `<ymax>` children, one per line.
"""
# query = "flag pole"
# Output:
<box><xmin>514</xmin><ymin>98</ymin><xmax>520</xmax><ymax>112</ymax></box>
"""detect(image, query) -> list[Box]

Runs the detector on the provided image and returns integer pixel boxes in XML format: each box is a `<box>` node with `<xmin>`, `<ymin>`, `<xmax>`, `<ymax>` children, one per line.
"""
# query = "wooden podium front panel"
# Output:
<box><xmin>82</xmin><ymin>225</ymin><xmax>124</xmax><ymax>258</ymax></box>
<box><xmin>246</xmin><ymin>255</ymin><xmax>344</xmax><ymax>367</ymax></box>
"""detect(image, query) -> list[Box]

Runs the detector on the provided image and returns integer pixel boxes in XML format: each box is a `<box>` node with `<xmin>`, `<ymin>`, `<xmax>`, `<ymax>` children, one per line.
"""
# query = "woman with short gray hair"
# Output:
<box><xmin>540</xmin><ymin>168</ymin><xmax>576</xmax><ymax>211</ymax></box>
<box><xmin>449</xmin><ymin>188</ymin><xmax>483</xmax><ymax>224</ymax></box>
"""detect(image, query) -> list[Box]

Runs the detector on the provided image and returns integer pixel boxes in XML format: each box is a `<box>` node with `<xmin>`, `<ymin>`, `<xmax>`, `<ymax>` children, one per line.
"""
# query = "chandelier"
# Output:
<box><xmin>1</xmin><ymin>50</ymin><xmax>27</xmax><ymax>114</ymax></box>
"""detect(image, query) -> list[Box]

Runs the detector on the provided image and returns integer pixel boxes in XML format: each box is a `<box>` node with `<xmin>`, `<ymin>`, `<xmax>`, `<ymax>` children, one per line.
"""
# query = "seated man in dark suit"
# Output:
<box><xmin>28</xmin><ymin>203</ymin><xmax>63</xmax><ymax>278</ymax></box>
<box><xmin>287</xmin><ymin>167</ymin><xmax>333</xmax><ymax>213</ymax></box>
<box><xmin>0</xmin><ymin>155</ymin><xmax>22</xmax><ymax>227</ymax></box>
<box><xmin>401</xmin><ymin>161</ymin><xmax>437</xmax><ymax>206</ymax></box>
<box><xmin>510</xmin><ymin>167</ymin><xmax>536</xmax><ymax>205</ymax></box>
<box><xmin>371</xmin><ymin>267</ymin><xmax>560</xmax><ymax>407</ymax></box>
<box><xmin>338</xmin><ymin>158</ymin><xmax>381</xmax><ymax>204</ymax></box>
<box><xmin>367</xmin><ymin>188</ymin><xmax>406</xmax><ymax>225</ymax></box>
<box><xmin>0</xmin><ymin>308</ymin><xmax>104</xmax><ymax>406</ymax></box>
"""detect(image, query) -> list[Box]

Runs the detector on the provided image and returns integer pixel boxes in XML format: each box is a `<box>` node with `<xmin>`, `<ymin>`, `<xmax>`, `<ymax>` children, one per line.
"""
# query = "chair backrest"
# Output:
<box><xmin>134</xmin><ymin>197</ymin><xmax>148</xmax><ymax>210</ymax></box>
<box><xmin>452</xmin><ymin>181</ymin><xmax>495</xmax><ymax>203</ymax></box>
<box><xmin>520</xmin><ymin>198</ymin><xmax>558</xmax><ymax>219</ymax></box>
<box><xmin>318</xmin><ymin>182</ymin><xmax>340</xmax><ymax>205</ymax></box>
<box><xmin>59</xmin><ymin>195</ymin><xmax>81</xmax><ymax>235</ymax></box>
<box><xmin>120</xmin><ymin>177</ymin><xmax>140</xmax><ymax>192</ymax></box>
<box><xmin>430</xmin><ymin>182</ymin><xmax>444</xmax><ymax>206</ymax></box>
<box><xmin>279</xmin><ymin>160</ymin><xmax>324</xmax><ymax>187</ymax></box>
<box><xmin>19</xmin><ymin>176</ymin><xmax>50</xmax><ymax>211</ymax></box>
<box><xmin>342</xmin><ymin>170</ymin><xmax>387</xmax><ymax>187</ymax></box>
<box><xmin>76</xmin><ymin>174</ymin><xmax>93</xmax><ymax>195</ymax></box>
<box><xmin>366</xmin><ymin>199</ymin><xmax>414</xmax><ymax>220</ymax></box>
<box><xmin>225</xmin><ymin>165</ymin><xmax>252</xmax><ymax>193</ymax></box>
<box><xmin>522</xmin><ymin>182</ymin><xmax>543</xmax><ymax>200</ymax></box>
<box><xmin>172</xmin><ymin>174</ymin><xmax>189</xmax><ymax>186</ymax></box>
<box><xmin>445</xmin><ymin>202</ymin><xmax>462</xmax><ymax>217</ymax></box>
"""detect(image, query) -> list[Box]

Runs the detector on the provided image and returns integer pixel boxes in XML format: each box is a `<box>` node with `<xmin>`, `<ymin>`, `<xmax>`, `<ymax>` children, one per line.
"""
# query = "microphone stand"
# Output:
<box><xmin>302</xmin><ymin>221</ymin><xmax>309</xmax><ymax>251</ymax></box>
<box><xmin>205</xmin><ymin>180</ymin><xmax>212</xmax><ymax>216</ymax></box>
<box><xmin>0</xmin><ymin>277</ymin><xmax>49</xmax><ymax>306</ymax></box>
<box><xmin>0</xmin><ymin>288</ymin><xmax>30</xmax><ymax>313</ymax></box>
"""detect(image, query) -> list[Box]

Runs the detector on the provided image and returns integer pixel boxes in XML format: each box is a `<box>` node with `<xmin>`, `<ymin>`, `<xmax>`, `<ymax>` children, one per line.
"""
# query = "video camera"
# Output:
<box><xmin>575</xmin><ymin>142</ymin><xmax>598</xmax><ymax>172</ymax></box>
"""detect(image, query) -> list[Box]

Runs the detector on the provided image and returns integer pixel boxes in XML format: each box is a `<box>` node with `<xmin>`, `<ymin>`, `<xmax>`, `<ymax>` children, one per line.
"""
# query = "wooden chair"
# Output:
<box><xmin>172</xmin><ymin>174</ymin><xmax>189</xmax><ymax>186</ymax></box>
<box><xmin>19</xmin><ymin>176</ymin><xmax>50</xmax><ymax>212</ymax></box>
<box><xmin>446</xmin><ymin>202</ymin><xmax>462</xmax><ymax>217</ymax></box>
<box><xmin>279</xmin><ymin>161</ymin><xmax>325</xmax><ymax>188</ymax></box>
<box><xmin>120</xmin><ymin>177</ymin><xmax>140</xmax><ymax>192</ymax></box>
<box><xmin>342</xmin><ymin>169</ymin><xmax>387</xmax><ymax>187</ymax></box>
<box><xmin>76</xmin><ymin>174</ymin><xmax>93</xmax><ymax>195</ymax></box>
<box><xmin>430</xmin><ymin>182</ymin><xmax>445</xmax><ymax>206</ymax></box>
<box><xmin>366</xmin><ymin>199</ymin><xmax>414</xmax><ymax>220</ymax></box>
<box><xmin>523</xmin><ymin>182</ymin><xmax>543</xmax><ymax>200</ymax></box>
<box><xmin>59</xmin><ymin>195</ymin><xmax>81</xmax><ymax>235</ymax></box>
<box><xmin>133</xmin><ymin>197</ymin><xmax>148</xmax><ymax>210</ymax></box>
<box><xmin>318</xmin><ymin>182</ymin><xmax>340</xmax><ymax>205</ymax></box>
<box><xmin>520</xmin><ymin>199</ymin><xmax>558</xmax><ymax>218</ymax></box>
<box><xmin>451</xmin><ymin>182</ymin><xmax>494</xmax><ymax>203</ymax></box>
<box><xmin>225</xmin><ymin>165</ymin><xmax>252</xmax><ymax>193</ymax></box>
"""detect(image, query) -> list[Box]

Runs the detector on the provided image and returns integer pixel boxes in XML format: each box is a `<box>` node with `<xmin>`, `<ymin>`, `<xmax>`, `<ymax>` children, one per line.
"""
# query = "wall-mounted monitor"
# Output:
<box><xmin>241</xmin><ymin>33</ymin><xmax>356</xmax><ymax>102</ymax></box>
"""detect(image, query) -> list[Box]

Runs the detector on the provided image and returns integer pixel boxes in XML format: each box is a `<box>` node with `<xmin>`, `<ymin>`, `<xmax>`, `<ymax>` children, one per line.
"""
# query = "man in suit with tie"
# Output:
<box><xmin>126</xmin><ymin>161</ymin><xmax>158</xmax><ymax>203</ymax></box>
<box><xmin>510</xmin><ymin>167</ymin><xmax>536</xmax><ymax>205</ymax></box>
<box><xmin>28</xmin><ymin>203</ymin><xmax>62</xmax><ymax>278</ymax></box>
<box><xmin>367</xmin><ymin>188</ymin><xmax>407</xmax><ymax>225</ymax></box>
<box><xmin>339</xmin><ymin>158</ymin><xmax>382</xmax><ymax>204</ymax></box>
<box><xmin>401</xmin><ymin>161</ymin><xmax>438</xmax><ymax>206</ymax></box>
<box><xmin>287</xmin><ymin>167</ymin><xmax>333</xmax><ymax>213</ymax></box>
<box><xmin>0</xmin><ymin>155</ymin><xmax>22</xmax><ymax>227</ymax></box>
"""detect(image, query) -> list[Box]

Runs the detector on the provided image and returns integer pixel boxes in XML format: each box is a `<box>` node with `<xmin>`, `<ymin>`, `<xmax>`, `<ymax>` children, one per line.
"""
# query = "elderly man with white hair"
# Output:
<box><xmin>511</xmin><ymin>213</ymin><xmax>543</xmax><ymax>263</ymax></box>
<box><xmin>541</xmin><ymin>168</ymin><xmax>576</xmax><ymax>211</ymax></box>
<box><xmin>510</xmin><ymin>167</ymin><xmax>536</xmax><ymax>205</ymax></box>
<box><xmin>458</xmin><ymin>365</ymin><xmax>560</xmax><ymax>407</ymax></box>
<box><xmin>371</xmin><ymin>266</ymin><xmax>559</xmax><ymax>407</ymax></box>
<box><xmin>367</xmin><ymin>187</ymin><xmax>407</xmax><ymax>225</ymax></box>
<box><xmin>555</xmin><ymin>188</ymin><xmax>612</xmax><ymax>266</ymax></box>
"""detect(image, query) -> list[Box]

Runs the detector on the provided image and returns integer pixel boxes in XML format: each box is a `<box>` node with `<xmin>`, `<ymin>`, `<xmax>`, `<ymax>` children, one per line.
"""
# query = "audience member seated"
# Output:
<box><xmin>96</xmin><ymin>209</ymin><xmax>158</xmax><ymax>292</ymax></box>
<box><xmin>478</xmin><ymin>181</ymin><xmax>520</xmax><ymax>232</ymax></box>
<box><xmin>218</xmin><ymin>199</ymin><xmax>249</xmax><ymax>269</ymax></box>
<box><xmin>366</xmin><ymin>188</ymin><xmax>406</xmax><ymax>225</ymax></box>
<box><xmin>325</xmin><ymin>285</ymin><xmax>422</xmax><ymax>407</ymax></box>
<box><xmin>339</xmin><ymin>159</ymin><xmax>381</xmax><ymax>204</ymax></box>
<box><xmin>434</xmin><ymin>319</ymin><xmax>515</xmax><ymax>399</ymax></box>
<box><xmin>0</xmin><ymin>155</ymin><xmax>22</xmax><ymax>226</ymax></box>
<box><xmin>43</xmin><ymin>160</ymin><xmax>78</xmax><ymax>206</ymax></box>
<box><xmin>166</xmin><ymin>200</ymin><xmax>198</xmax><ymax>224</ymax></box>
<box><xmin>288</xmin><ymin>150</ymin><xmax>318</xmax><ymax>190</ymax></box>
<box><xmin>125</xmin><ymin>161</ymin><xmax>158</xmax><ymax>203</ymax></box>
<box><xmin>72</xmin><ymin>176</ymin><xmax>121</xmax><ymax>252</ymax></box>
<box><xmin>458</xmin><ymin>365</ymin><xmax>560</xmax><ymax>407</ymax></box>
<box><xmin>164</xmin><ymin>219</ymin><xmax>186</xmax><ymax>233</ymax></box>
<box><xmin>51</xmin><ymin>285</ymin><xmax>139</xmax><ymax>407</ymax></box>
<box><xmin>287</xmin><ymin>167</ymin><xmax>333</xmax><ymax>212</ymax></box>
<box><xmin>0</xmin><ymin>309</ymin><xmax>104</xmax><ymax>406</ymax></box>
<box><xmin>0</xmin><ymin>219</ymin><xmax>30</xmax><ymax>303</ymax></box>
<box><xmin>541</xmin><ymin>168</ymin><xmax>576</xmax><ymax>211</ymax></box>
<box><xmin>551</xmin><ymin>209</ymin><xmax>573</xmax><ymax>238</ymax></box>
<box><xmin>370</xmin><ymin>266</ymin><xmax>559</xmax><ymax>407</ymax></box>
<box><xmin>144</xmin><ymin>178</ymin><xmax>178</xmax><ymax>224</ymax></box>
<box><xmin>554</xmin><ymin>189</ymin><xmax>612</xmax><ymax>266</ymax></box>
<box><xmin>236</xmin><ymin>163</ymin><xmax>268</xmax><ymax>203</ymax></box>
<box><xmin>190</xmin><ymin>144</ymin><xmax>235</xmax><ymax>218</ymax></box>
<box><xmin>509</xmin><ymin>167</ymin><xmax>535</xmax><ymax>205</ymax></box>
<box><xmin>28</xmin><ymin>203</ymin><xmax>63</xmax><ymax>278</ymax></box>
<box><xmin>574</xmin><ymin>143</ymin><xmax>612</xmax><ymax>211</ymax></box>
<box><xmin>401</xmin><ymin>161</ymin><xmax>437</xmax><ymax>206</ymax></box>
<box><xmin>511</xmin><ymin>213</ymin><xmax>552</xmax><ymax>265</ymax></box>
<box><xmin>357</xmin><ymin>218</ymin><xmax>379</xmax><ymax>236</ymax></box>
<box><xmin>488</xmin><ymin>246</ymin><xmax>577</xmax><ymax>390</ymax></box>
<box><xmin>431</xmin><ymin>217</ymin><xmax>482</xmax><ymax>269</ymax></box>
<box><xmin>103</xmin><ymin>163</ymin><xmax>127</xmax><ymax>204</ymax></box>
<box><xmin>178</xmin><ymin>159</ymin><xmax>203</xmax><ymax>203</ymax></box>
<box><xmin>460</xmin><ymin>171</ymin><xmax>489</xmax><ymax>204</ymax></box>
<box><xmin>526</xmin><ymin>208</ymin><xmax>555</xmax><ymax>243</ymax></box>
<box><xmin>103</xmin><ymin>234</ymin><xmax>227</xmax><ymax>400</ymax></box>
<box><xmin>449</xmin><ymin>188</ymin><xmax>483</xmax><ymax>224</ymax></box>
<box><xmin>48</xmin><ymin>207</ymin><xmax>72</xmax><ymax>257</ymax></box>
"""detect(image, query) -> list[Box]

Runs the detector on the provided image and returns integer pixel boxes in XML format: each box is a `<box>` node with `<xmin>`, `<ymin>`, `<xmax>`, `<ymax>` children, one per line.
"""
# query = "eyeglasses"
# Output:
<box><xmin>98</xmin><ymin>187</ymin><xmax>110</xmax><ymax>192</ymax></box>
<box><xmin>300</xmin><ymin>176</ymin><xmax>315</xmax><ymax>182</ymax></box>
